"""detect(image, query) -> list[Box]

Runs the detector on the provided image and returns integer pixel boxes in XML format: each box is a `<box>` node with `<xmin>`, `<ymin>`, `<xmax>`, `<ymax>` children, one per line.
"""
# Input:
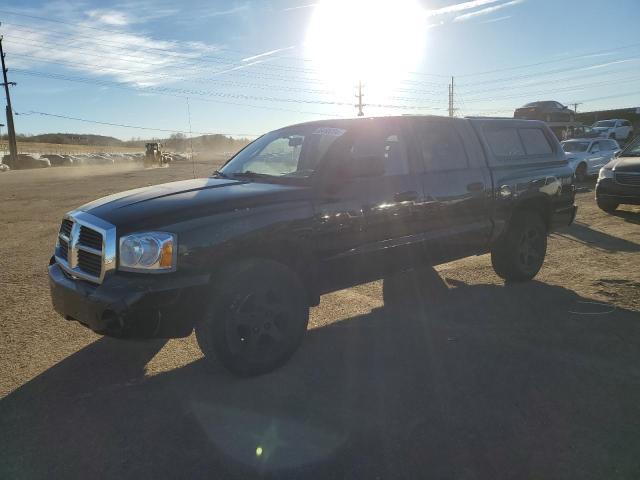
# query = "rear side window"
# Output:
<box><xmin>519</xmin><ymin>128</ymin><xmax>553</xmax><ymax>155</ymax></box>
<box><xmin>484</xmin><ymin>127</ymin><xmax>525</xmax><ymax>158</ymax></box>
<box><xmin>415</xmin><ymin>122</ymin><xmax>468</xmax><ymax>171</ymax></box>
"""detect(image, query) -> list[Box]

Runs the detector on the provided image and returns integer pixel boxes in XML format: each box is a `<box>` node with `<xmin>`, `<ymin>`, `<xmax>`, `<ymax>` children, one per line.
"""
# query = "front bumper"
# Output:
<box><xmin>596</xmin><ymin>178</ymin><xmax>640</xmax><ymax>205</ymax></box>
<box><xmin>49</xmin><ymin>260</ymin><xmax>210</xmax><ymax>338</ymax></box>
<box><xmin>550</xmin><ymin>204</ymin><xmax>578</xmax><ymax>229</ymax></box>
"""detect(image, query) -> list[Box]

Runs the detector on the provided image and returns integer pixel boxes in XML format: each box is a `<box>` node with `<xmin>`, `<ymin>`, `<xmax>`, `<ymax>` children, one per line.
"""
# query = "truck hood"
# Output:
<box><xmin>604</xmin><ymin>156</ymin><xmax>640</xmax><ymax>172</ymax></box>
<box><xmin>79</xmin><ymin>177</ymin><xmax>311</xmax><ymax>232</ymax></box>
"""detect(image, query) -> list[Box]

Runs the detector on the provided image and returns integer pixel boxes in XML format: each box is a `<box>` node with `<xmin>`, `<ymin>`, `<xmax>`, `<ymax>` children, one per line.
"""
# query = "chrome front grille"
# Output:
<box><xmin>615</xmin><ymin>172</ymin><xmax>640</xmax><ymax>187</ymax></box>
<box><xmin>54</xmin><ymin>211</ymin><xmax>116</xmax><ymax>284</ymax></box>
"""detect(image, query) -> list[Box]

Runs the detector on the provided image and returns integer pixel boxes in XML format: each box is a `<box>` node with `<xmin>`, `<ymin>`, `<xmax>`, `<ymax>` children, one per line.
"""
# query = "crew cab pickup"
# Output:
<box><xmin>49</xmin><ymin>116</ymin><xmax>577</xmax><ymax>376</ymax></box>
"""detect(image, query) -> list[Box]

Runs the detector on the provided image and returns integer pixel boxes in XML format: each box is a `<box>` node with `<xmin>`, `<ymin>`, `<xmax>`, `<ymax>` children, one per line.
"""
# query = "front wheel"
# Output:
<box><xmin>575</xmin><ymin>163</ymin><xmax>588</xmax><ymax>183</ymax></box>
<box><xmin>491</xmin><ymin>211</ymin><xmax>548</xmax><ymax>282</ymax></box>
<box><xmin>195</xmin><ymin>259</ymin><xmax>309</xmax><ymax>376</ymax></box>
<box><xmin>597</xmin><ymin>198</ymin><xmax>619</xmax><ymax>213</ymax></box>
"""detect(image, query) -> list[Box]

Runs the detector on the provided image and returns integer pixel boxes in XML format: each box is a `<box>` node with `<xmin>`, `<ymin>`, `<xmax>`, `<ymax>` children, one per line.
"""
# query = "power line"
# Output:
<box><xmin>12</xmin><ymin>69</ymin><xmax>448</xmax><ymax>111</ymax></box>
<box><xmin>455</xmin><ymin>41</ymin><xmax>640</xmax><ymax>78</ymax></box>
<box><xmin>15</xmin><ymin>110</ymin><xmax>260</xmax><ymax>137</ymax></box>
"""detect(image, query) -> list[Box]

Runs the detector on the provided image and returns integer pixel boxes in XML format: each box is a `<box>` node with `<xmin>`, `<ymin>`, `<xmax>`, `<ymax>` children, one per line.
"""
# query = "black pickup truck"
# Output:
<box><xmin>49</xmin><ymin>116</ymin><xmax>577</xmax><ymax>375</ymax></box>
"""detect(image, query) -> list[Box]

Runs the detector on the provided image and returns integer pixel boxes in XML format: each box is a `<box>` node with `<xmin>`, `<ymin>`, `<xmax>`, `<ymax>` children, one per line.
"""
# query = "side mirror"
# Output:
<box><xmin>288</xmin><ymin>136</ymin><xmax>303</xmax><ymax>147</ymax></box>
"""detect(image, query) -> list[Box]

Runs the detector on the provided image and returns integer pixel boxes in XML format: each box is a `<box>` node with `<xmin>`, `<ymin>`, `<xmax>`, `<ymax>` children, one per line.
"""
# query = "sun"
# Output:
<box><xmin>305</xmin><ymin>0</ymin><xmax>427</xmax><ymax>98</ymax></box>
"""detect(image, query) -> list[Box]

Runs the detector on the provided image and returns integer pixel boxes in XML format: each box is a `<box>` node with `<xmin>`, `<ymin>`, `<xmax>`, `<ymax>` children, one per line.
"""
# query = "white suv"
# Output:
<box><xmin>592</xmin><ymin>119</ymin><xmax>634</xmax><ymax>141</ymax></box>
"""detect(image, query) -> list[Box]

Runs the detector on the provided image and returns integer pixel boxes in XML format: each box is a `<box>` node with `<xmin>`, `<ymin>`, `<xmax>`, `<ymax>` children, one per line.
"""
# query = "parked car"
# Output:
<box><xmin>514</xmin><ymin>101</ymin><xmax>575</xmax><ymax>123</ymax></box>
<box><xmin>561</xmin><ymin>138</ymin><xmax>620</xmax><ymax>182</ymax></box>
<box><xmin>596</xmin><ymin>135</ymin><xmax>640</xmax><ymax>212</ymax></box>
<box><xmin>2</xmin><ymin>154</ymin><xmax>50</xmax><ymax>169</ymax></box>
<box><xmin>591</xmin><ymin>119</ymin><xmax>634</xmax><ymax>141</ymax></box>
<box><xmin>48</xmin><ymin>116</ymin><xmax>577</xmax><ymax>376</ymax></box>
<box><xmin>568</xmin><ymin>125</ymin><xmax>600</xmax><ymax>139</ymax></box>
<box><xmin>42</xmin><ymin>154</ymin><xmax>73</xmax><ymax>167</ymax></box>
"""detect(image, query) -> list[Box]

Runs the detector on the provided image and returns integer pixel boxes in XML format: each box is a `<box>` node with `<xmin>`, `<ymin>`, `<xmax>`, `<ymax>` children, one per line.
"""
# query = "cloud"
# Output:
<box><xmin>86</xmin><ymin>10</ymin><xmax>130</xmax><ymax>26</ymax></box>
<box><xmin>283</xmin><ymin>3</ymin><xmax>318</xmax><ymax>11</ymax></box>
<box><xmin>201</xmin><ymin>4</ymin><xmax>250</xmax><ymax>18</ymax></box>
<box><xmin>578</xmin><ymin>59</ymin><xmax>636</xmax><ymax>71</ymax></box>
<box><xmin>242</xmin><ymin>46</ymin><xmax>296</xmax><ymax>62</ymax></box>
<box><xmin>2</xmin><ymin>3</ymin><xmax>231</xmax><ymax>86</ymax></box>
<box><xmin>453</xmin><ymin>0</ymin><xmax>524</xmax><ymax>22</ymax></box>
<box><xmin>478</xmin><ymin>15</ymin><xmax>512</xmax><ymax>24</ymax></box>
<box><xmin>427</xmin><ymin>0</ymin><xmax>504</xmax><ymax>17</ymax></box>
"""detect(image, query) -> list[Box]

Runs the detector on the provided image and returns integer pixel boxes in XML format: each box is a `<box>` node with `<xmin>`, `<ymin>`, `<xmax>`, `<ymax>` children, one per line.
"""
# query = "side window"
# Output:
<box><xmin>383</xmin><ymin>134</ymin><xmax>410</xmax><ymax>175</ymax></box>
<box><xmin>622</xmin><ymin>120</ymin><xmax>631</xmax><ymax>127</ymax></box>
<box><xmin>416</xmin><ymin>122</ymin><xmax>468</xmax><ymax>171</ymax></box>
<box><xmin>244</xmin><ymin>136</ymin><xmax>301</xmax><ymax>174</ymax></box>
<box><xmin>591</xmin><ymin>141</ymin><xmax>600</xmax><ymax>153</ymax></box>
<box><xmin>519</xmin><ymin>128</ymin><xmax>553</xmax><ymax>155</ymax></box>
<box><xmin>484</xmin><ymin>127</ymin><xmax>525</xmax><ymax>158</ymax></box>
<box><xmin>350</xmin><ymin>129</ymin><xmax>410</xmax><ymax>177</ymax></box>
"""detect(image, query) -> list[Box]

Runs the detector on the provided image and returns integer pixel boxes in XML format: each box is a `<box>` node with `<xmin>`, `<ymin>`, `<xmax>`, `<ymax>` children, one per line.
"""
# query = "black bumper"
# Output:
<box><xmin>596</xmin><ymin>178</ymin><xmax>640</xmax><ymax>206</ymax></box>
<box><xmin>550</xmin><ymin>204</ymin><xmax>578</xmax><ymax>229</ymax></box>
<box><xmin>49</xmin><ymin>261</ymin><xmax>210</xmax><ymax>338</ymax></box>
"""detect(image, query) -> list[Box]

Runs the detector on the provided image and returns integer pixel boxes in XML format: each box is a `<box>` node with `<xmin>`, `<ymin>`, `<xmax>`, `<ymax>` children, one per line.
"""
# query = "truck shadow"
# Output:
<box><xmin>558</xmin><ymin>221</ymin><xmax>640</xmax><ymax>252</ymax></box>
<box><xmin>2</xmin><ymin>274</ymin><xmax>640</xmax><ymax>479</ymax></box>
<box><xmin>612</xmin><ymin>208</ymin><xmax>640</xmax><ymax>225</ymax></box>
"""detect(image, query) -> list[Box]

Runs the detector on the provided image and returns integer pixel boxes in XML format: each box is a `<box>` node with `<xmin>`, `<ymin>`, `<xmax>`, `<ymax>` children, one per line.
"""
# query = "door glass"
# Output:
<box><xmin>484</xmin><ymin>127</ymin><xmax>525</xmax><ymax>159</ymax></box>
<box><xmin>417</xmin><ymin>123</ymin><xmax>468</xmax><ymax>171</ymax></box>
<box><xmin>519</xmin><ymin>128</ymin><xmax>553</xmax><ymax>155</ymax></box>
<box><xmin>350</xmin><ymin>129</ymin><xmax>410</xmax><ymax>177</ymax></box>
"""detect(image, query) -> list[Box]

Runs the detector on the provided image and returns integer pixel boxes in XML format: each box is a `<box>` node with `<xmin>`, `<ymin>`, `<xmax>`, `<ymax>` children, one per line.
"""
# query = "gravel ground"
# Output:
<box><xmin>1</xmin><ymin>160</ymin><xmax>639</xmax><ymax>479</ymax></box>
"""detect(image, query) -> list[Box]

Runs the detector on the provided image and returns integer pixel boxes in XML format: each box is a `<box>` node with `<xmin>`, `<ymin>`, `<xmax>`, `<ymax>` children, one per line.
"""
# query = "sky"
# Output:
<box><xmin>1</xmin><ymin>0</ymin><xmax>639</xmax><ymax>140</ymax></box>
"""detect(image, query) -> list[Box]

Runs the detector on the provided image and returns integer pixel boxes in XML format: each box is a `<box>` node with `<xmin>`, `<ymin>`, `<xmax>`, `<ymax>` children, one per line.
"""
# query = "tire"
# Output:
<box><xmin>596</xmin><ymin>198</ymin><xmax>619</xmax><ymax>213</ymax></box>
<box><xmin>195</xmin><ymin>259</ymin><xmax>309</xmax><ymax>376</ymax></box>
<box><xmin>491</xmin><ymin>211</ymin><xmax>547</xmax><ymax>282</ymax></box>
<box><xmin>575</xmin><ymin>163</ymin><xmax>587</xmax><ymax>183</ymax></box>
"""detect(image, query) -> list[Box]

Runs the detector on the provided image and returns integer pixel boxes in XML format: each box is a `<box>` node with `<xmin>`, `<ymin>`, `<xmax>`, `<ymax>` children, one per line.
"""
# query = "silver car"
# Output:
<box><xmin>561</xmin><ymin>138</ymin><xmax>621</xmax><ymax>182</ymax></box>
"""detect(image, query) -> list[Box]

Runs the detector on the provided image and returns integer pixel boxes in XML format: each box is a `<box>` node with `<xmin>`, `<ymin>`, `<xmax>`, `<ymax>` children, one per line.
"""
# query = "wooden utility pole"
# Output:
<box><xmin>0</xmin><ymin>34</ymin><xmax>18</xmax><ymax>164</ymax></box>
<box><xmin>356</xmin><ymin>80</ymin><xmax>364</xmax><ymax>117</ymax></box>
<box><xmin>448</xmin><ymin>76</ymin><xmax>455</xmax><ymax>118</ymax></box>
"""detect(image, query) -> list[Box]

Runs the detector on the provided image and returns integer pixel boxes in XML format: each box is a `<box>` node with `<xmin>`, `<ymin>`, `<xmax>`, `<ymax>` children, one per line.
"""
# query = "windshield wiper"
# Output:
<box><xmin>232</xmin><ymin>171</ymin><xmax>276</xmax><ymax>179</ymax></box>
<box><xmin>212</xmin><ymin>170</ymin><xmax>230</xmax><ymax>179</ymax></box>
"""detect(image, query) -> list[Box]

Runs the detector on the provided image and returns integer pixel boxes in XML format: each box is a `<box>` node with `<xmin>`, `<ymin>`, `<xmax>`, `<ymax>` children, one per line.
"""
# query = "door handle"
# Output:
<box><xmin>393</xmin><ymin>190</ymin><xmax>418</xmax><ymax>202</ymax></box>
<box><xmin>466</xmin><ymin>182</ymin><xmax>484</xmax><ymax>192</ymax></box>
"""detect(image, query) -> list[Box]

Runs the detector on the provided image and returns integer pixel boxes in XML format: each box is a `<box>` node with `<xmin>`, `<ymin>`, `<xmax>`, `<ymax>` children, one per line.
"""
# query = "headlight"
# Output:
<box><xmin>119</xmin><ymin>232</ymin><xmax>176</xmax><ymax>272</ymax></box>
<box><xmin>598</xmin><ymin>168</ymin><xmax>614</xmax><ymax>181</ymax></box>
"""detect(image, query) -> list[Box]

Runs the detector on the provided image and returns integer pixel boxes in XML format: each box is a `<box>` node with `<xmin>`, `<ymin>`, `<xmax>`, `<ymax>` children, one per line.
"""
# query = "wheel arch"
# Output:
<box><xmin>510</xmin><ymin>194</ymin><xmax>553</xmax><ymax>232</ymax></box>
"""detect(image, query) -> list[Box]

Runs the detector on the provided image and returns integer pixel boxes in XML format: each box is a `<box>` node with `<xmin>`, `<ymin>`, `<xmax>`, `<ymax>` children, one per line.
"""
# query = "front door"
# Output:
<box><xmin>313</xmin><ymin>118</ymin><xmax>426</xmax><ymax>290</ymax></box>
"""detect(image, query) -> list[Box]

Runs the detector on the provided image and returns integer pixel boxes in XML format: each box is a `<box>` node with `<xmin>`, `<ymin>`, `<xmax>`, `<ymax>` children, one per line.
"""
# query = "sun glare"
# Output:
<box><xmin>305</xmin><ymin>0</ymin><xmax>427</xmax><ymax>101</ymax></box>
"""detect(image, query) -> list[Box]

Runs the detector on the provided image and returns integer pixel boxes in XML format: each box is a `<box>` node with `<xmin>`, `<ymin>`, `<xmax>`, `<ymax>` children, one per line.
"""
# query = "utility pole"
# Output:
<box><xmin>571</xmin><ymin>102</ymin><xmax>582</xmax><ymax>114</ymax></box>
<box><xmin>356</xmin><ymin>80</ymin><xmax>364</xmax><ymax>117</ymax></box>
<box><xmin>0</xmin><ymin>34</ymin><xmax>18</xmax><ymax>165</ymax></box>
<box><xmin>448</xmin><ymin>76</ymin><xmax>455</xmax><ymax>118</ymax></box>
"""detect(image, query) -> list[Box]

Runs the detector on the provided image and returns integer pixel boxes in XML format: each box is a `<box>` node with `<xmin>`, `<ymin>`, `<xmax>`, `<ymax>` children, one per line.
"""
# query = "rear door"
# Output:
<box><xmin>411</xmin><ymin>117</ymin><xmax>492</xmax><ymax>262</ymax></box>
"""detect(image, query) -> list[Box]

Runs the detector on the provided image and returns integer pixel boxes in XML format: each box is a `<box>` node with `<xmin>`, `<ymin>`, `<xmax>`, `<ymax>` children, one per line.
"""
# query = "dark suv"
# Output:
<box><xmin>514</xmin><ymin>101</ymin><xmax>576</xmax><ymax>123</ymax></box>
<box><xmin>49</xmin><ymin>116</ymin><xmax>577</xmax><ymax>376</ymax></box>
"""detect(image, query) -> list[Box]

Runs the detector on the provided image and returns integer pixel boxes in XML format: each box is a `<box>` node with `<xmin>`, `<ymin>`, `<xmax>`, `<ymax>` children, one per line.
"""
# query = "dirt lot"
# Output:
<box><xmin>1</xmin><ymin>160</ymin><xmax>639</xmax><ymax>479</ymax></box>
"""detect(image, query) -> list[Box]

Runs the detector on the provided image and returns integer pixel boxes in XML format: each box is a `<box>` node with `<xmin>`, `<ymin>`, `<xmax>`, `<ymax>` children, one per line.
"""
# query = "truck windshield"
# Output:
<box><xmin>219</xmin><ymin>125</ymin><xmax>348</xmax><ymax>179</ymax></box>
<box><xmin>620</xmin><ymin>137</ymin><xmax>640</xmax><ymax>157</ymax></box>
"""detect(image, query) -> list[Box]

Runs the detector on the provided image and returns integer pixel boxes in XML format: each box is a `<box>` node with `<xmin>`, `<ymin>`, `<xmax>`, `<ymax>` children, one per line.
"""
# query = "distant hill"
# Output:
<box><xmin>9</xmin><ymin>132</ymin><xmax>250</xmax><ymax>153</ymax></box>
<box><xmin>16</xmin><ymin>133</ymin><xmax>125</xmax><ymax>146</ymax></box>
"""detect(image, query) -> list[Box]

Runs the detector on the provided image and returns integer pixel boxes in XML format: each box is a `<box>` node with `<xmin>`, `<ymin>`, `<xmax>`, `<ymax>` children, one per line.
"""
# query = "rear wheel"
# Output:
<box><xmin>491</xmin><ymin>211</ymin><xmax>547</xmax><ymax>282</ymax></box>
<box><xmin>596</xmin><ymin>198</ymin><xmax>619</xmax><ymax>213</ymax></box>
<box><xmin>195</xmin><ymin>259</ymin><xmax>309</xmax><ymax>376</ymax></box>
